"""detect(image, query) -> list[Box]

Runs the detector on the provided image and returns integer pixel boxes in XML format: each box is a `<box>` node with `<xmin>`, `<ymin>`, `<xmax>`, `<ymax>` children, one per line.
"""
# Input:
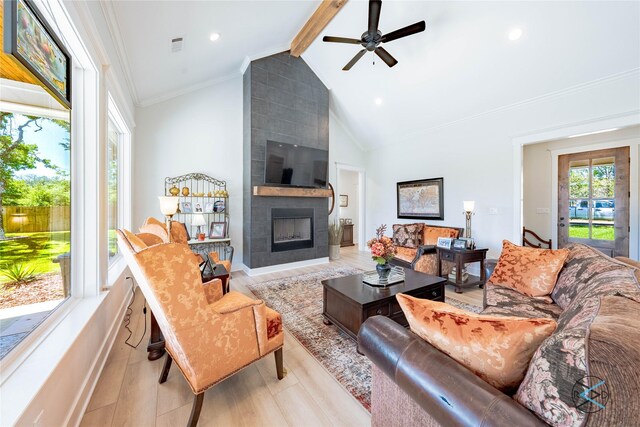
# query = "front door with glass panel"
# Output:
<box><xmin>558</xmin><ymin>147</ymin><xmax>629</xmax><ymax>257</ymax></box>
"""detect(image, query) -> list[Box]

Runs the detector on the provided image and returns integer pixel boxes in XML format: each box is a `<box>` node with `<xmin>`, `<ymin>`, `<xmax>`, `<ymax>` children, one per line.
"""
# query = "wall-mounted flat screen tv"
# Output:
<box><xmin>265</xmin><ymin>141</ymin><xmax>328</xmax><ymax>188</ymax></box>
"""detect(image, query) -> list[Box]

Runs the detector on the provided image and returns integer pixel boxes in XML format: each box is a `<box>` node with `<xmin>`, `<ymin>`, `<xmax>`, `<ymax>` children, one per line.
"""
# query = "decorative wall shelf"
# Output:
<box><xmin>253</xmin><ymin>186</ymin><xmax>333</xmax><ymax>198</ymax></box>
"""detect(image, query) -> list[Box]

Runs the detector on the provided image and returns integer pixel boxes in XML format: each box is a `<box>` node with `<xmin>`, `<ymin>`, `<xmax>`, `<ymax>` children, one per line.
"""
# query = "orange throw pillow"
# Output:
<box><xmin>422</xmin><ymin>226</ymin><xmax>459</xmax><ymax>245</ymax></box>
<box><xmin>488</xmin><ymin>240</ymin><xmax>569</xmax><ymax>299</ymax></box>
<box><xmin>397</xmin><ymin>294</ymin><xmax>557</xmax><ymax>391</ymax></box>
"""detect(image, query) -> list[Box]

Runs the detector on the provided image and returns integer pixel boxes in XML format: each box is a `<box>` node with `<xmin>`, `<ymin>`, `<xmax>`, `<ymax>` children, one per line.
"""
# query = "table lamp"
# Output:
<box><xmin>192</xmin><ymin>214</ymin><xmax>207</xmax><ymax>240</ymax></box>
<box><xmin>463</xmin><ymin>200</ymin><xmax>475</xmax><ymax>239</ymax></box>
<box><xmin>158</xmin><ymin>196</ymin><xmax>179</xmax><ymax>241</ymax></box>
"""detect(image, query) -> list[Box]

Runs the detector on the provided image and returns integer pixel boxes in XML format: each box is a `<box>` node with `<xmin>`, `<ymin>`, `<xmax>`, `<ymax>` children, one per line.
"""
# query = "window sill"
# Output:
<box><xmin>0</xmin><ymin>292</ymin><xmax>107</xmax><ymax>425</ymax></box>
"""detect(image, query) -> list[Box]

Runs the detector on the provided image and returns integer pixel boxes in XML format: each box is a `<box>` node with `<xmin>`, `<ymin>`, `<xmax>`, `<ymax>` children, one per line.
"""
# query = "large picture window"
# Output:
<box><xmin>0</xmin><ymin>106</ymin><xmax>71</xmax><ymax>359</ymax></box>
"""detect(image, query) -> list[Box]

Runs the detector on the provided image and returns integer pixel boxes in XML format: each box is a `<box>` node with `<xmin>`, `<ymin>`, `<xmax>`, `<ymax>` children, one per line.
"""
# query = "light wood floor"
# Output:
<box><xmin>80</xmin><ymin>246</ymin><xmax>483</xmax><ymax>427</ymax></box>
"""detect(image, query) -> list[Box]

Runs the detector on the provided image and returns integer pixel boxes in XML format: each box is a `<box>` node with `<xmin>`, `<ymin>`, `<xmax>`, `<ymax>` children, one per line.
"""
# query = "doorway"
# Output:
<box><xmin>336</xmin><ymin>164</ymin><xmax>366</xmax><ymax>249</ymax></box>
<box><xmin>558</xmin><ymin>147</ymin><xmax>630</xmax><ymax>257</ymax></box>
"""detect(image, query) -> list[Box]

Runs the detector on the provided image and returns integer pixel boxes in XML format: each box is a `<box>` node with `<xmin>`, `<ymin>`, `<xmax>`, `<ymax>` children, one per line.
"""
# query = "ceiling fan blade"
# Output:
<box><xmin>343</xmin><ymin>49</ymin><xmax>367</xmax><ymax>71</ymax></box>
<box><xmin>368</xmin><ymin>0</ymin><xmax>382</xmax><ymax>36</ymax></box>
<box><xmin>322</xmin><ymin>36</ymin><xmax>362</xmax><ymax>44</ymax></box>
<box><xmin>374</xmin><ymin>47</ymin><xmax>398</xmax><ymax>68</ymax></box>
<box><xmin>381</xmin><ymin>21</ymin><xmax>426</xmax><ymax>43</ymax></box>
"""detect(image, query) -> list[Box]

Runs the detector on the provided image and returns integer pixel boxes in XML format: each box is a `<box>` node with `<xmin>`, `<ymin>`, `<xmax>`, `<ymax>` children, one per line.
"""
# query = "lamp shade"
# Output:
<box><xmin>192</xmin><ymin>214</ymin><xmax>207</xmax><ymax>227</ymax></box>
<box><xmin>463</xmin><ymin>200</ymin><xmax>475</xmax><ymax>212</ymax></box>
<box><xmin>158</xmin><ymin>196</ymin><xmax>179</xmax><ymax>216</ymax></box>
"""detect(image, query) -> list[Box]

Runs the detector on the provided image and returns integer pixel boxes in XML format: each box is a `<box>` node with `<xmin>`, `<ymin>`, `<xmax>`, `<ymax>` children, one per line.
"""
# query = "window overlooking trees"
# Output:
<box><xmin>0</xmin><ymin>110</ymin><xmax>71</xmax><ymax>359</ymax></box>
<box><xmin>107</xmin><ymin>118</ymin><xmax>119</xmax><ymax>261</ymax></box>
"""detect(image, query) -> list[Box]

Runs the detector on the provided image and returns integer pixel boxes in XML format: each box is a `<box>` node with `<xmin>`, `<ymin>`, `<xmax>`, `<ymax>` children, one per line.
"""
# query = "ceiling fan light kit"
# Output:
<box><xmin>323</xmin><ymin>0</ymin><xmax>426</xmax><ymax>71</ymax></box>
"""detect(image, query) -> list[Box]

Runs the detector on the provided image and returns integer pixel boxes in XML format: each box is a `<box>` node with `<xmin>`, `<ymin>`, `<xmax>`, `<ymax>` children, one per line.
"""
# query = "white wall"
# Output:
<box><xmin>133</xmin><ymin>76</ymin><xmax>243</xmax><ymax>269</ymax></box>
<box><xmin>523</xmin><ymin>125</ymin><xmax>640</xmax><ymax>246</ymax></box>
<box><xmin>338</xmin><ymin>169</ymin><xmax>359</xmax><ymax>242</ymax></box>
<box><xmin>365</xmin><ymin>72</ymin><xmax>640</xmax><ymax>259</ymax></box>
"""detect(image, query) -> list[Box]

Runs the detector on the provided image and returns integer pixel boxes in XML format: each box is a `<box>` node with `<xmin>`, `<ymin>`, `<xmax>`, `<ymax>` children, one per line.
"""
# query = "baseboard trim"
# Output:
<box><xmin>66</xmin><ymin>275</ymin><xmax>133</xmax><ymax>427</ymax></box>
<box><xmin>242</xmin><ymin>257</ymin><xmax>330</xmax><ymax>276</ymax></box>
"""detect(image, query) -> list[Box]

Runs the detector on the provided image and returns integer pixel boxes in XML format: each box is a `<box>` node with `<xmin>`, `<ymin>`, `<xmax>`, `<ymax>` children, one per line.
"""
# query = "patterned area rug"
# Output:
<box><xmin>245</xmin><ymin>266</ymin><xmax>482</xmax><ymax>412</ymax></box>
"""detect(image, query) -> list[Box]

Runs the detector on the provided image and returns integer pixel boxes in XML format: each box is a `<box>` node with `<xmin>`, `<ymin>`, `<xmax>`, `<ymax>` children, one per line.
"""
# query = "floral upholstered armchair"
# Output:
<box><xmin>389</xmin><ymin>223</ymin><xmax>463</xmax><ymax>276</ymax></box>
<box><xmin>117</xmin><ymin>229</ymin><xmax>285</xmax><ymax>427</ymax></box>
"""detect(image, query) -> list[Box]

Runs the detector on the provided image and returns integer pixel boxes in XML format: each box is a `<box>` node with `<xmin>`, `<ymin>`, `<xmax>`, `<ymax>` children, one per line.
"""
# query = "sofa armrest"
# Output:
<box><xmin>410</xmin><ymin>245</ymin><xmax>437</xmax><ymax>269</ymax></box>
<box><xmin>358</xmin><ymin>316</ymin><xmax>545</xmax><ymax>427</ymax></box>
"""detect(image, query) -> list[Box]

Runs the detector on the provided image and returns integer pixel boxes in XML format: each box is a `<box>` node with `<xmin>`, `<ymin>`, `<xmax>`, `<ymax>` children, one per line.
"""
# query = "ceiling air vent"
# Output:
<box><xmin>171</xmin><ymin>37</ymin><xmax>184</xmax><ymax>53</ymax></box>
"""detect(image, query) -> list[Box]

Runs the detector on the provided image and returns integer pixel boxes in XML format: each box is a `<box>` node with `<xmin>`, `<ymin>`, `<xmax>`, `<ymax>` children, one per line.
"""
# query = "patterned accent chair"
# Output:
<box><xmin>389</xmin><ymin>224</ymin><xmax>463</xmax><ymax>276</ymax></box>
<box><xmin>117</xmin><ymin>229</ymin><xmax>285</xmax><ymax>427</ymax></box>
<box><xmin>142</xmin><ymin>217</ymin><xmax>234</xmax><ymax>290</ymax></box>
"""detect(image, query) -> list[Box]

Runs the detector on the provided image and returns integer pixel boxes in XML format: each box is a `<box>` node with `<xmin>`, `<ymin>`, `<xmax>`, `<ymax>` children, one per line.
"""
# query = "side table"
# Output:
<box><xmin>436</xmin><ymin>247</ymin><xmax>488</xmax><ymax>293</ymax></box>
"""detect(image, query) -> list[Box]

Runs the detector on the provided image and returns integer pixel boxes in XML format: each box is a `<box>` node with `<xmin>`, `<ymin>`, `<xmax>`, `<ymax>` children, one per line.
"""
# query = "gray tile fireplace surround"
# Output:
<box><xmin>243</xmin><ymin>52</ymin><xmax>330</xmax><ymax>270</ymax></box>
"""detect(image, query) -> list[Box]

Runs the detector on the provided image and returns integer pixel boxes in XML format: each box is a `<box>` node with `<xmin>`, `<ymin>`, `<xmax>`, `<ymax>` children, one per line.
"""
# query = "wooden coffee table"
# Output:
<box><xmin>321</xmin><ymin>268</ymin><xmax>446</xmax><ymax>339</ymax></box>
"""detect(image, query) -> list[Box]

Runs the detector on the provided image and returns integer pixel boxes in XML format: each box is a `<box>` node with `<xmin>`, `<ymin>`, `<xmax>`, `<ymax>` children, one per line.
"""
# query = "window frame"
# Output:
<box><xmin>0</xmin><ymin>0</ymin><xmax>99</xmax><ymax>381</ymax></box>
<box><xmin>105</xmin><ymin>94</ymin><xmax>131</xmax><ymax>285</ymax></box>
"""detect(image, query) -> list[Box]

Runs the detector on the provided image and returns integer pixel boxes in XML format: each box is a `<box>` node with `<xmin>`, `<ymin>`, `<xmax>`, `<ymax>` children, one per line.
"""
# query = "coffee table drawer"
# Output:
<box><xmin>366</xmin><ymin>303</ymin><xmax>390</xmax><ymax>317</ymax></box>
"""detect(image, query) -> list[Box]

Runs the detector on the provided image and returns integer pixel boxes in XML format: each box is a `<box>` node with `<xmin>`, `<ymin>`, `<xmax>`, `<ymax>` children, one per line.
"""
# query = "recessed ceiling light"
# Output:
<box><xmin>374</xmin><ymin>98</ymin><xmax>383</xmax><ymax>106</ymax></box>
<box><xmin>209</xmin><ymin>32</ymin><xmax>221</xmax><ymax>42</ymax></box>
<box><xmin>508</xmin><ymin>28</ymin><xmax>523</xmax><ymax>41</ymax></box>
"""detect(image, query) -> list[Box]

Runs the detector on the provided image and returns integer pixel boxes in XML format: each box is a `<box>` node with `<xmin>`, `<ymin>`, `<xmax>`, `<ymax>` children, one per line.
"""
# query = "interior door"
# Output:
<box><xmin>558</xmin><ymin>147</ymin><xmax>630</xmax><ymax>257</ymax></box>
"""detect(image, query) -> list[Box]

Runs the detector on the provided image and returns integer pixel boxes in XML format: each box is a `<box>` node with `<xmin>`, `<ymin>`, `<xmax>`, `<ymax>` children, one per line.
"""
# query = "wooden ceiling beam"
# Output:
<box><xmin>290</xmin><ymin>0</ymin><xmax>348</xmax><ymax>57</ymax></box>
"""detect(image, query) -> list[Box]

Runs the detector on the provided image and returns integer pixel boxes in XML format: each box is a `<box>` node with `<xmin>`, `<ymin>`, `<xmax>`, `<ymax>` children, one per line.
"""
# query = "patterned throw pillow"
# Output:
<box><xmin>488</xmin><ymin>240</ymin><xmax>569</xmax><ymax>300</ymax></box>
<box><xmin>392</xmin><ymin>223</ymin><xmax>424</xmax><ymax>248</ymax></box>
<box><xmin>397</xmin><ymin>293</ymin><xmax>557</xmax><ymax>392</ymax></box>
<box><xmin>422</xmin><ymin>226</ymin><xmax>459</xmax><ymax>245</ymax></box>
<box><xmin>552</xmin><ymin>243</ymin><xmax>637</xmax><ymax>308</ymax></box>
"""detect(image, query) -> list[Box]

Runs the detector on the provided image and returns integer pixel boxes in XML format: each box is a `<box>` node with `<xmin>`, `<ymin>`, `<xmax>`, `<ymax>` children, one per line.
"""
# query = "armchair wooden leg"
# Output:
<box><xmin>188</xmin><ymin>393</ymin><xmax>204</xmax><ymax>427</ymax></box>
<box><xmin>159</xmin><ymin>353</ymin><xmax>172</xmax><ymax>384</ymax></box>
<box><xmin>275</xmin><ymin>348</ymin><xmax>286</xmax><ymax>380</ymax></box>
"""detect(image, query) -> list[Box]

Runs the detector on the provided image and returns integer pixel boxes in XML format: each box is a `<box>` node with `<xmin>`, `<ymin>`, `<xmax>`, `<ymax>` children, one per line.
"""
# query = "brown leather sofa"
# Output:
<box><xmin>359</xmin><ymin>243</ymin><xmax>640</xmax><ymax>426</ymax></box>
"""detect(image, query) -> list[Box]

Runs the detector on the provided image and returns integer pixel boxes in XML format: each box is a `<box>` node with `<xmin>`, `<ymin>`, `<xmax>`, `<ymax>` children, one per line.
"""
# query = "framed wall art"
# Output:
<box><xmin>339</xmin><ymin>194</ymin><xmax>348</xmax><ymax>207</ymax></box>
<box><xmin>397</xmin><ymin>178</ymin><xmax>444</xmax><ymax>220</ymax></box>
<box><xmin>3</xmin><ymin>0</ymin><xmax>72</xmax><ymax>107</ymax></box>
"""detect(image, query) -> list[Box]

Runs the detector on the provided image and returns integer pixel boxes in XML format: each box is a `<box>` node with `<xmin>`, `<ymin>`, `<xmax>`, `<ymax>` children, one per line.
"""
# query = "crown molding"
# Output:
<box><xmin>368</xmin><ymin>68</ymin><xmax>640</xmax><ymax>150</ymax></box>
<box><xmin>137</xmin><ymin>72</ymin><xmax>241</xmax><ymax>108</ymax></box>
<box><xmin>99</xmin><ymin>0</ymin><xmax>140</xmax><ymax>106</ymax></box>
<box><xmin>329</xmin><ymin>107</ymin><xmax>365</xmax><ymax>152</ymax></box>
<box><xmin>238</xmin><ymin>44</ymin><xmax>291</xmax><ymax>74</ymax></box>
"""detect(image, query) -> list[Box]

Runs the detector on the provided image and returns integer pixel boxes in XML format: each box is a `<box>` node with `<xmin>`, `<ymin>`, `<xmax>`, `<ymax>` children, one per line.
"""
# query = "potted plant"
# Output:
<box><xmin>328</xmin><ymin>220</ymin><xmax>343</xmax><ymax>260</ymax></box>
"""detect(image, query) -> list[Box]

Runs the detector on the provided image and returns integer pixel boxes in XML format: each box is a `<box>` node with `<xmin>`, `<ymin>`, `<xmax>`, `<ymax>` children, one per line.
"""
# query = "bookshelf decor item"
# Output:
<box><xmin>164</xmin><ymin>173</ymin><xmax>229</xmax><ymax>237</ymax></box>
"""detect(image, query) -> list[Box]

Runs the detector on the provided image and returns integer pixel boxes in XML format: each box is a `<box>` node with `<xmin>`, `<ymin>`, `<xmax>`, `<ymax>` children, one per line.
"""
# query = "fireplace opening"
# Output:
<box><xmin>271</xmin><ymin>208</ymin><xmax>314</xmax><ymax>252</ymax></box>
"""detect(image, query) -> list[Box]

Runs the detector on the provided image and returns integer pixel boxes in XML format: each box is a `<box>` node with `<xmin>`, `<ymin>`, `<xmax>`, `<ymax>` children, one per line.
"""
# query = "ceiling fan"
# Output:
<box><xmin>322</xmin><ymin>0</ymin><xmax>426</xmax><ymax>71</ymax></box>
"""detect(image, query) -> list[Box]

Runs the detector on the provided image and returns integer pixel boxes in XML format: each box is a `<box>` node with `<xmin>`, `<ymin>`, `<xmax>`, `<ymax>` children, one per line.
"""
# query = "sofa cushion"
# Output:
<box><xmin>394</xmin><ymin>246</ymin><xmax>417</xmax><ymax>263</ymax></box>
<box><xmin>515</xmin><ymin>257</ymin><xmax>639</xmax><ymax>427</ymax></box>
<box><xmin>392</xmin><ymin>223</ymin><xmax>424</xmax><ymax>249</ymax></box>
<box><xmin>488</xmin><ymin>240</ymin><xmax>569</xmax><ymax>301</ymax></box>
<box><xmin>615</xmin><ymin>256</ymin><xmax>640</xmax><ymax>281</ymax></box>
<box><xmin>482</xmin><ymin>283</ymin><xmax>563</xmax><ymax>319</ymax></box>
<box><xmin>552</xmin><ymin>243</ymin><xmax>639</xmax><ymax>308</ymax></box>
<box><xmin>422</xmin><ymin>226</ymin><xmax>459</xmax><ymax>245</ymax></box>
<box><xmin>397</xmin><ymin>293</ymin><xmax>557</xmax><ymax>392</ymax></box>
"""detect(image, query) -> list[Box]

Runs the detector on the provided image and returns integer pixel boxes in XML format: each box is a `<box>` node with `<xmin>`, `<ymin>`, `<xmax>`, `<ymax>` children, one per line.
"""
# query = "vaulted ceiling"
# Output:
<box><xmin>107</xmin><ymin>1</ymin><xmax>640</xmax><ymax>149</ymax></box>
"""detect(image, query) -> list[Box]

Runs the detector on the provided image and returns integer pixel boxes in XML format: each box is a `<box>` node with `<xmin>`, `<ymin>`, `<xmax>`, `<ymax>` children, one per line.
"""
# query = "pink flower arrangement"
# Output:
<box><xmin>367</xmin><ymin>224</ymin><xmax>396</xmax><ymax>265</ymax></box>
